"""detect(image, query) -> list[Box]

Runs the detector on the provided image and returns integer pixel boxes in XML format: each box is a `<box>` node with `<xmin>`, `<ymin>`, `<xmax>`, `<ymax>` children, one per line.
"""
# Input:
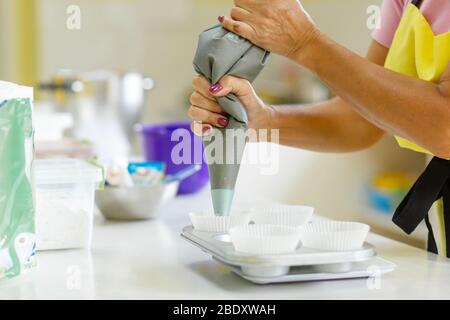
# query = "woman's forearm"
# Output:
<box><xmin>219</xmin><ymin>0</ymin><xmax>449</xmax><ymax>156</ymax></box>
<box><xmin>270</xmin><ymin>97</ymin><xmax>385</xmax><ymax>153</ymax></box>
<box><xmin>293</xmin><ymin>34</ymin><xmax>450</xmax><ymax>158</ymax></box>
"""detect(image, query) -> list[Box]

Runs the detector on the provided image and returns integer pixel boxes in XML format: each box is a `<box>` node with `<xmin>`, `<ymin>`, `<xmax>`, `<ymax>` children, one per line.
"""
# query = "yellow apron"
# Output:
<box><xmin>385</xmin><ymin>0</ymin><xmax>450</xmax><ymax>257</ymax></box>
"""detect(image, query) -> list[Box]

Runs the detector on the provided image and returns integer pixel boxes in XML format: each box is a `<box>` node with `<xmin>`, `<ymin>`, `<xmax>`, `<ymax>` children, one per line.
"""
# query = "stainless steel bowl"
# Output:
<box><xmin>95</xmin><ymin>181</ymin><xmax>179</xmax><ymax>220</ymax></box>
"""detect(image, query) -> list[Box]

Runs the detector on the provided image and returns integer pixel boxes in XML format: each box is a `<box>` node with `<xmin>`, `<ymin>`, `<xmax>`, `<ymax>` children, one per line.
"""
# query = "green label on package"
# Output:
<box><xmin>0</xmin><ymin>82</ymin><xmax>36</xmax><ymax>280</ymax></box>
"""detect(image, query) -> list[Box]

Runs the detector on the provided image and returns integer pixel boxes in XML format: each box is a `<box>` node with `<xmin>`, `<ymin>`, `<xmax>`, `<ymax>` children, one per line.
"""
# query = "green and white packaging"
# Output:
<box><xmin>0</xmin><ymin>81</ymin><xmax>36</xmax><ymax>279</ymax></box>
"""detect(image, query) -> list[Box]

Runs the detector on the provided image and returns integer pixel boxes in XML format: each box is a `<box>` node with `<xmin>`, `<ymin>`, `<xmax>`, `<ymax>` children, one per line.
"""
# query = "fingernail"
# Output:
<box><xmin>218</xmin><ymin>117</ymin><xmax>229</xmax><ymax>127</ymax></box>
<box><xmin>209</xmin><ymin>83</ymin><xmax>223</xmax><ymax>94</ymax></box>
<box><xmin>218</xmin><ymin>16</ymin><xmax>224</xmax><ymax>23</ymax></box>
<box><xmin>203</xmin><ymin>126</ymin><xmax>213</xmax><ymax>135</ymax></box>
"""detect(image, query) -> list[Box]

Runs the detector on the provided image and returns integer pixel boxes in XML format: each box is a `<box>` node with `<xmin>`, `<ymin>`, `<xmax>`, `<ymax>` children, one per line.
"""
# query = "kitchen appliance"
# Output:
<box><xmin>38</xmin><ymin>70</ymin><xmax>154</xmax><ymax>161</ymax></box>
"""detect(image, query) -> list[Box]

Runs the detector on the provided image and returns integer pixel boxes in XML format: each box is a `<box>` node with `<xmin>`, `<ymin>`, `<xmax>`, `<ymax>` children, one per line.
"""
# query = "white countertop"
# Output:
<box><xmin>1</xmin><ymin>189</ymin><xmax>450</xmax><ymax>300</ymax></box>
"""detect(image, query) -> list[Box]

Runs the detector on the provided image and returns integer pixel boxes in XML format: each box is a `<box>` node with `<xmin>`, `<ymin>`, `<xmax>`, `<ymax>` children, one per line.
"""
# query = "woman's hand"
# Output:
<box><xmin>219</xmin><ymin>0</ymin><xmax>320</xmax><ymax>61</ymax></box>
<box><xmin>188</xmin><ymin>75</ymin><xmax>275</xmax><ymax>137</ymax></box>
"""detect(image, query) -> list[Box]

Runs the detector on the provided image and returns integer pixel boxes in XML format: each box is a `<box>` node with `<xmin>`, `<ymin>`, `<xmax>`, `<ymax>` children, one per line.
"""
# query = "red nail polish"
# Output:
<box><xmin>218</xmin><ymin>117</ymin><xmax>229</xmax><ymax>127</ymax></box>
<box><xmin>218</xmin><ymin>16</ymin><xmax>224</xmax><ymax>23</ymax></box>
<box><xmin>203</xmin><ymin>126</ymin><xmax>212</xmax><ymax>135</ymax></box>
<box><xmin>209</xmin><ymin>83</ymin><xmax>223</xmax><ymax>94</ymax></box>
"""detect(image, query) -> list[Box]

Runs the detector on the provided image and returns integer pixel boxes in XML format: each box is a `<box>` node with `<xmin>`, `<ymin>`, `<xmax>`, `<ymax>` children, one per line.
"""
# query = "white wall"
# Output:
<box><xmin>34</xmin><ymin>0</ymin><xmax>383</xmax><ymax>121</ymax></box>
<box><xmin>236</xmin><ymin>139</ymin><xmax>424</xmax><ymax>217</ymax></box>
<box><xmin>1</xmin><ymin>0</ymin><xmax>384</xmax><ymax>105</ymax></box>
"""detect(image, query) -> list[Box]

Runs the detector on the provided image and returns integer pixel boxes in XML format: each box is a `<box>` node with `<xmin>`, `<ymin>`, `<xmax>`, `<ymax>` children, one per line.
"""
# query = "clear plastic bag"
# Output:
<box><xmin>0</xmin><ymin>81</ymin><xmax>36</xmax><ymax>279</ymax></box>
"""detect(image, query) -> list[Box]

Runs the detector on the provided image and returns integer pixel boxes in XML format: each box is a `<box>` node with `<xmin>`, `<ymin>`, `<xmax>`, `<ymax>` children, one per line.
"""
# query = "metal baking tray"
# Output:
<box><xmin>181</xmin><ymin>226</ymin><xmax>396</xmax><ymax>284</ymax></box>
<box><xmin>228</xmin><ymin>257</ymin><xmax>396</xmax><ymax>284</ymax></box>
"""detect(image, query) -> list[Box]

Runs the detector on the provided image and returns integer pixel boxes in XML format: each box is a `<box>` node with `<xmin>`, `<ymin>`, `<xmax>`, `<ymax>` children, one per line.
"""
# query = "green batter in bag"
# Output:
<box><xmin>0</xmin><ymin>81</ymin><xmax>36</xmax><ymax>279</ymax></box>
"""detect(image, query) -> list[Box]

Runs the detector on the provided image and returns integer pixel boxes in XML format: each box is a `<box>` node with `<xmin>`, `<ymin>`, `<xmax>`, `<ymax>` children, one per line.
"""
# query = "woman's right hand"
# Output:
<box><xmin>188</xmin><ymin>75</ymin><xmax>275</xmax><ymax>136</ymax></box>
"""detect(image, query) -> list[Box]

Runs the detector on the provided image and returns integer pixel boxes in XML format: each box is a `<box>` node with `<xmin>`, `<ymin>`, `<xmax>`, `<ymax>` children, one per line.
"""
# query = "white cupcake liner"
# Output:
<box><xmin>252</xmin><ymin>205</ymin><xmax>314</xmax><ymax>227</ymax></box>
<box><xmin>189</xmin><ymin>211</ymin><xmax>252</xmax><ymax>232</ymax></box>
<box><xmin>229</xmin><ymin>224</ymin><xmax>301</xmax><ymax>255</ymax></box>
<box><xmin>299</xmin><ymin>221</ymin><xmax>370</xmax><ymax>251</ymax></box>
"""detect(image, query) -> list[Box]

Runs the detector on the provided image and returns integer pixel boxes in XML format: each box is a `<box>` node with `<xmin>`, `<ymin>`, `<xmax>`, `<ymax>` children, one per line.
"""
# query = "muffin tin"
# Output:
<box><xmin>181</xmin><ymin>225</ymin><xmax>396</xmax><ymax>284</ymax></box>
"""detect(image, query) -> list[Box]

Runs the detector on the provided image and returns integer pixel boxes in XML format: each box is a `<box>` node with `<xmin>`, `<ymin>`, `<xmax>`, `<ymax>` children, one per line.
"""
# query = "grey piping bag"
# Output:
<box><xmin>193</xmin><ymin>25</ymin><xmax>270</xmax><ymax>215</ymax></box>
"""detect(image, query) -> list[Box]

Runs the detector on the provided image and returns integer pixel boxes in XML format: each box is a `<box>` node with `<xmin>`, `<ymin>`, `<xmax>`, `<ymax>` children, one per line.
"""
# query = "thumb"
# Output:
<box><xmin>219</xmin><ymin>16</ymin><xmax>255</xmax><ymax>43</ymax></box>
<box><xmin>209</xmin><ymin>76</ymin><xmax>260</xmax><ymax>111</ymax></box>
<box><xmin>209</xmin><ymin>75</ymin><xmax>253</xmax><ymax>99</ymax></box>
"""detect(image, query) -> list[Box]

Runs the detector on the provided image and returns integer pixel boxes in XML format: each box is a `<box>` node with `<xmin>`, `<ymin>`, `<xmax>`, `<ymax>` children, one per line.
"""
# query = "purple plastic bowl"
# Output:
<box><xmin>136</xmin><ymin>120</ymin><xmax>209</xmax><ymax>195</ymax></box>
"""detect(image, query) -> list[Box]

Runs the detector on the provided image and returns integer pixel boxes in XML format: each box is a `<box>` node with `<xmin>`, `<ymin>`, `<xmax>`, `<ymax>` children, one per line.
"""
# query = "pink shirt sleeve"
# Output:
<box><xmin>372</xmin><ymin>0</ymin><xmax>408</xmax><ymax>48</ymax></box>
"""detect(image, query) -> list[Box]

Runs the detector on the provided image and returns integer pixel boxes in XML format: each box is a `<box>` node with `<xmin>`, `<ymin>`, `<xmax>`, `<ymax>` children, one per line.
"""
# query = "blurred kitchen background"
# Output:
<box><xmin>0</xmin><ymin>0</ymin><xmax>427</xmax><ymax>247</ymax></box>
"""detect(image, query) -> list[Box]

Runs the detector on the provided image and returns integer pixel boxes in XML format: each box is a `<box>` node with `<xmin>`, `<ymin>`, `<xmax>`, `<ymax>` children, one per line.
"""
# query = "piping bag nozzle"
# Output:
<box><xmin>211</xmin><ymin>189</ymin><xmax>235</xmax><ymax>216</ymax></box>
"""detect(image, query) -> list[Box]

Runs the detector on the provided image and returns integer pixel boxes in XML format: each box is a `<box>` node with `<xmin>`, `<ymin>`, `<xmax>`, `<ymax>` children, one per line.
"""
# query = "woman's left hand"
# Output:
<box><xmin>219</xmin><ymin>0</ymin><xmax>319</xmax><ymax>60</ymax></box>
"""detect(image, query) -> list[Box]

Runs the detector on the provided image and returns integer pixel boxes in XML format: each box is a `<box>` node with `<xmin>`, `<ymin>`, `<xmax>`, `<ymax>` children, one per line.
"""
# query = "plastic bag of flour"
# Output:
<box><xmin>0</xmin><ymin>81</ymin><xmax>36</xmax><ymax>279</ymax></box>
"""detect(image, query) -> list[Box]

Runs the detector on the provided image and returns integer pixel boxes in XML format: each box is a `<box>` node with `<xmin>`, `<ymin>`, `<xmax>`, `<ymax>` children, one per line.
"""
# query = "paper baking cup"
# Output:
<box><xmin>189</xmin><ymin>211</ymin><xmax>252</xmax><ymax>232</ymax></box>
<box><xmin>229</xmin><ymin>224</ymin><xmax>301</xmax><ymax>255</ymax></box>
<box><xmin>252</xmin><ymin>205</ymin><xmax>314</xmax><ymax>227</ymax></box>
<box><xmin>299</xmin><ymin>221</ymin><xmax>370</xmax><ymax>251</ymax></box>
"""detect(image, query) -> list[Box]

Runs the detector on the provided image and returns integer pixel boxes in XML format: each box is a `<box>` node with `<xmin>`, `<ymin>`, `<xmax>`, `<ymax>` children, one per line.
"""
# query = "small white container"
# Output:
<box><xmin>189</xmin><ymin>211</ymin><xmax>252</xmax><ymax>233</ymax></box>
<box><xmin>35</xmin><ymin>159</ymin><xmax>103</xmax><ymax>250</ymax></box>
<box><xmin>229</xmin><ymin>224</ymin><xmax>302</xmax><ymax>255</ymax></box>
<box><xmin>252</xmin><ymin>205</ymin><xmax>314</xmax><ymax>227</ymax></box>
<box><xmin>299</xmin><ymin>221</ymin><xmax>370</xmax><ymax>251</ymax></box>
